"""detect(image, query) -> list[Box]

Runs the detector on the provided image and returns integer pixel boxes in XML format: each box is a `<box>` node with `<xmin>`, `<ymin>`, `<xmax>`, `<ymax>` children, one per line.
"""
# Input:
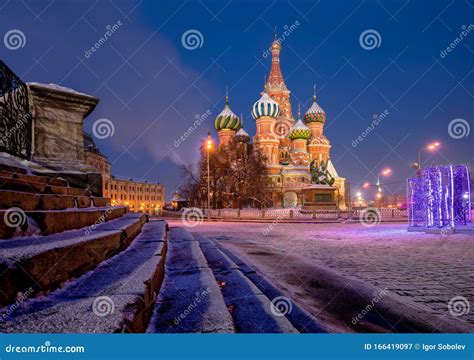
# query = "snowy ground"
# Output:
<box><xmin>168</xmin><ymin>220</ymin><xmax>474</xmax><ymax>330</ymax></box>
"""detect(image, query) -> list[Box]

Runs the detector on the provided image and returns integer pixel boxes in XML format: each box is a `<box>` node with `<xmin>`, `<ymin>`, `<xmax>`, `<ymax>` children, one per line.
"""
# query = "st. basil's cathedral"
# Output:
<box><xmin>213</xmin><ymin>38</ymin><xmax>347</xmax><ymax>210</ymax></box>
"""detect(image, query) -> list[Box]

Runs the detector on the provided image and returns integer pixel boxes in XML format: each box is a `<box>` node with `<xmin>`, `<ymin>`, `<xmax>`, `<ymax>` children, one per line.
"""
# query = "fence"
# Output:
<box><xmin>0</xmin><ymin>61</ymin><xmax>32</xmax><ymax>159</ymax></box>
<box><xmin>163</xmin><ymin>208</ymin><xmax>408</xmax><ymax>221</ymax></box>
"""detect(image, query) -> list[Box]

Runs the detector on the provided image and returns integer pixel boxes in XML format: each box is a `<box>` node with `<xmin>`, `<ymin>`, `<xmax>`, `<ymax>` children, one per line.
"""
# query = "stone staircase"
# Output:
<box><xmin>0</xmin><ymin>165</ymin><xmax>168</xmax><ymax>332</ymax></box>
<box><xmin>147</xmin><ymin>226</ymin><xmax>326</xmax><ymax>333</ymax></box>
<box><xmin>1</xmin><ymin>167</ymin><xmax>324</xmax><ymax>332</ymax></box>
<box><xmin>0</xmin><ymin>165</ymin><xmax>115</xmax><ymax>238</ymax></box>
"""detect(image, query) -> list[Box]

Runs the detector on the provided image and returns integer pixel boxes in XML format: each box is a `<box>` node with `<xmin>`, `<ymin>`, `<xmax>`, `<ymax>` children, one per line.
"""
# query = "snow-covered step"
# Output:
<box><xmin>0</xmin><ymin>189</ymin><xmax>111</xmax><ymax>211</ymax></box>
<box><xmin>0</xmin><ymin>213</ymin><xmax>146</xmax><ymax>307</ymax></box>
<box><xmin>0</xmin><ymin>220</ymin><xmax>167</xmax><ymax>333</ymax></box>
<box><xmin>147</xmin><ymin>227</ymin><xmax>235</xmax><ymax>333</ymax></box>
<box><xmin>0</xmin><ymin>170</ymin><xmax>68</xmax><ymax>187</ymax></box>
<box><xmin>213</xmin><ymin>239</ymin><xmax>327</xmax><ymax>333</ymax></box>
<box><xmin>194</xmin><ymin>233</ymin><xmax>299</xmax><ymax>333</ymax></box>
<box><xmin>0</xmin><ymin>206</ymin><xmax>127</xmax><ymax>238</ymax></box>
<box><xmin>0</xmin><ymin>172</ymin><xmax>90</xmax><ymax>197</ymax></box>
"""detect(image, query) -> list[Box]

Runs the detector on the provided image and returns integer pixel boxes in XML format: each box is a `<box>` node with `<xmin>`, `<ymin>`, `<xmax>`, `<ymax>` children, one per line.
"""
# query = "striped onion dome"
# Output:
<box><xmin>251</xmin><ymin>92</ymin><xmax>280</xmax><ymax>119</ymax></box>
<box><xmin>289</xmin><ymin>119</ymin><xmax>311</xmax><ymax>141</ymax></box>
<box><xmin>304</xmin><ymin>95</ymin><xmax>326</xmax><ymax>123</ymax></box>
<box><xmin>214</xmin><ymin>96</ymin><xmax>241</xmax><ymax>131</ymax></box>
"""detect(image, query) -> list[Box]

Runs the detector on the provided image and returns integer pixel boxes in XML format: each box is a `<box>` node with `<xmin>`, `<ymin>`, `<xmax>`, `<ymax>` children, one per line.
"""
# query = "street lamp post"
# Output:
<box><xmin>206</xmin><ymin>132</ymin><xmax>212</xmax><ymax>211</ymax></box>
<box><xmin>415</xmin><ymin>141</ymin><xmax>440</xmax><ymax>172</ymax></box>
<box><xmin>376</xmin><ymin>168</ymin><xmax>391</xmax><ymax>207</ymax></box>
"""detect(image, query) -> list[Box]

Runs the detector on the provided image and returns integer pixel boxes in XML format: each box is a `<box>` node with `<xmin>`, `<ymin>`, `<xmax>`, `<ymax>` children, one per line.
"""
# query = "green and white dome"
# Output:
<box><xmin>304</xmin><ymin>95</ymin><xmax>326</xmax><ymax>123</ymax></box>
<box><xmin>289</xmin><ymin>119</ymin><xmax>311</xmax><ymax>140</ymax></box>
<box><xmin>214</xmin><ymin>96</ymin><xmax>241</xmax><ymax>131</ymax></box>
<box><xmin>252</xmin><ymin>92</ymin><xmax>280</xmax><ymax>119</ymax></box>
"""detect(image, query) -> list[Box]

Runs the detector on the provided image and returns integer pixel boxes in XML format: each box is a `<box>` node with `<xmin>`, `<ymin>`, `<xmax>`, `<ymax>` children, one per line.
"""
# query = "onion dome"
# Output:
<box><xmin>235</xmin><ymin>127</ymin><xmax>250</xmax><ymax>143</ymax></box>
<box><xmin>252</xmin><ymin>91</ymin><xmax>280</xmax><ymax>119</ymax></box>
<box><xmin>289</xmin><ymin>119</ymin><xmax>311</xmax><ymax>140</ymax></box>
<box><xmin>289</xmin><ymin>106</ymin><xmax>311</xmax><ymax>140</ymax></box>
<box><xmin>304</xmin><ymin>86</ymin><xmax>326</xmax><ymax>123</ymax></box>
<box><xmin>214</xmin><ymin>96</ymin><xmax>241</xmax><ymax>131</ymax></box>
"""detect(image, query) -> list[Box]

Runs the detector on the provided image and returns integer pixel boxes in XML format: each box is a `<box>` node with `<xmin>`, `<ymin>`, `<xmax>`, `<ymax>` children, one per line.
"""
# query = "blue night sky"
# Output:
<box><xmin>1</xmin><ymin>0</ymin><xmax>472</xmax><ymax>200</ymax></box>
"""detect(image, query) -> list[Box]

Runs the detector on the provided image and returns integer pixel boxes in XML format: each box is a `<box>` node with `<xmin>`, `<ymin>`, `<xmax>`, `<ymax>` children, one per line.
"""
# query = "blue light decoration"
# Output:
<box><xmin>407</xmin><ymin>164</ymin><xmax>471</xmax><ymax>232</ymax></box>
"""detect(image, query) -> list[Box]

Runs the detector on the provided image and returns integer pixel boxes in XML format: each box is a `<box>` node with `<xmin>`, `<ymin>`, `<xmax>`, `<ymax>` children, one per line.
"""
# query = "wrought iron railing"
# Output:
<box><xmin>0</xmin><ymin>60</ymin><xmax>32</xmax><ymax>159</ymax></box>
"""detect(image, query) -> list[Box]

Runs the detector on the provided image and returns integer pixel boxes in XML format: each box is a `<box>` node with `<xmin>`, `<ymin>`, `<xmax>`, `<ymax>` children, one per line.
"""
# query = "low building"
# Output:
<box><xmin>83</xmin><ymin>132</ymin><xmax>111</xmax><ymax>196</ymax></box>
<box><xmin>108</xmin><ymin>176</ymin><xmax>163</xmax><ymax>215</ymax></box>
<box><xmin>171</xmin><ymin>192</ymin><xmax>188</xmax><ymax>210</ymax></box>
<box><xmin>377</xmin><ymin>194</ymin><xmax>406</xmax><ymax>209</ymax></box>
<box><xmin>84</xmin><ymin>132</ymin><xmax>164</xmax><ymax>215</ymax></box>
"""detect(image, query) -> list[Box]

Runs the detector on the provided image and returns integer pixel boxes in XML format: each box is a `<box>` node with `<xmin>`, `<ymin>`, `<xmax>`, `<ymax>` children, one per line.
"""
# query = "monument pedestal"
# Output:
<box><xmin>302</xmin><ymin>184</ymin><xmax>337</xmax><ymax>210</ymax></box>
<box><xmin>27</xmin><ymin>83</ymin><xmax>103</xmax><ymax>195</ymax></box>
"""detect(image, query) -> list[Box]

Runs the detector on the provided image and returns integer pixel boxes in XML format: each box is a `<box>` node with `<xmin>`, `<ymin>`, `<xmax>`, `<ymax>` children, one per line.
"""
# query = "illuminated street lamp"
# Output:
<box><xmin>415</xmin><ymin>141</ymin><xmax>441</xmax><ymax>171</ymax></box>
<box><xmin>206</xmin><ymin>132</ymin><xmax>213</xmax><ymax>210</ymax></box>
<box><xmin>376</xmin><ymin>168</ymin><xmax>392</xmax><ymax>193</ymax></box>
<box><xmin>375</xmin><ymin>168</ymin><xmax>391</xmax><ymax>207</ymax></box>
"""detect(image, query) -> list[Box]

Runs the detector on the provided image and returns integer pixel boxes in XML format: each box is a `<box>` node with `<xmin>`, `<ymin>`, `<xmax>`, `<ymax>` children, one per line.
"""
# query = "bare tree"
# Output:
<box><xmin>180</xmin><ymin>138</ymin><xmax>272</xmax><ymax>209</ymax></box>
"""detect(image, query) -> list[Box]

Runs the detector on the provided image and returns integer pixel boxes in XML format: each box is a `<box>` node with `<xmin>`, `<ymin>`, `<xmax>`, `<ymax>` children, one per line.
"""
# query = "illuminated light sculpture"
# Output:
<box><xmin>407</xmin><ymin>165</ymin><xmax>471</xmax><ymax>233</ymax></box>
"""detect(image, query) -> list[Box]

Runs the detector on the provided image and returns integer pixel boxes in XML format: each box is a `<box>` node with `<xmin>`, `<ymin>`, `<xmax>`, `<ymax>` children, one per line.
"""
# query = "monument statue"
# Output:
<box><xmin>310</xmin><ymin>159</ymin><xmax>335</xmax><ymax>186</ymax></box>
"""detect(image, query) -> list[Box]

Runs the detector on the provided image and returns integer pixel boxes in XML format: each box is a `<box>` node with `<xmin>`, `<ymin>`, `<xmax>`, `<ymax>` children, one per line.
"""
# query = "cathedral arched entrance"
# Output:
<box><xmin>283</xmin><ymin>191</ymin><xmax>298</xmax><ymax>208</ymax></box>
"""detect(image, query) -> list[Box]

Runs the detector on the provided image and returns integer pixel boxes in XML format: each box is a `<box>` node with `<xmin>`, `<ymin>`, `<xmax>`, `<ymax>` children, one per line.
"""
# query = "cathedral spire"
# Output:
<box><xmin>267</xmin><ymin>38</ymin><xmax>286</xmax><ymax>91</ymax></box>
<box><xmin>265</xmin><ymin>36</ymin><xmax>292</xmax><ymax>119</ymax></box>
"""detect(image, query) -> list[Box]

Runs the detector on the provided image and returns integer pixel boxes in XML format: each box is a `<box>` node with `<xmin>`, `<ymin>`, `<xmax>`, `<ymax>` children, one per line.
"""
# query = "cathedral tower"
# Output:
<box><xmin>304</xmin><ymin>87</ymin><xmax>331</xmax><ymax>163</ymax></box>
<box><xmin>266</xmin><ymin>39</ymin><xmax>292</xmax><ymax>120</ymax></box>
<box><xmin>252</xmin><ymin>90</ymin><xmax>280</xmax><ymax>168</ymax></box>
<box><xmin>214</xmin><ymin>94</ymin><xmax>241</xmax><ymax>147</ymax></box>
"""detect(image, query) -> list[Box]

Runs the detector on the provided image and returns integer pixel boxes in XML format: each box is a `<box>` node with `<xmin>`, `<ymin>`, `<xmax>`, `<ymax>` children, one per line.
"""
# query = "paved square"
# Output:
<box><xmin>170</xmin><ymin>220</ymin><xmax>474</xmax><ymax>328</ymax></box>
